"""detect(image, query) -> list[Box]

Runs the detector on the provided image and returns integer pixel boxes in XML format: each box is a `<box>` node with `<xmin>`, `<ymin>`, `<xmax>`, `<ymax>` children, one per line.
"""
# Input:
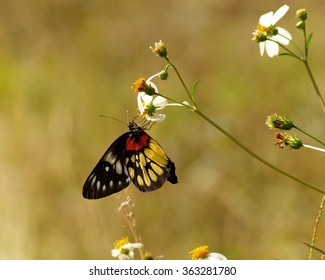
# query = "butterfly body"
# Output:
<box><xmin>83</xmin><ymin>122</ymin><xmax>177</xmax><ymax>199</ymax></box>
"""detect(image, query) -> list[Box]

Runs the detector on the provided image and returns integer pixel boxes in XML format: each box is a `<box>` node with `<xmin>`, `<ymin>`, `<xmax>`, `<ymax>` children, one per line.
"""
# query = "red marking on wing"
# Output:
<box><xmin>126</xmin><ymin>133</ymin><xmax>150</xmax><ymax>151</ymax></box>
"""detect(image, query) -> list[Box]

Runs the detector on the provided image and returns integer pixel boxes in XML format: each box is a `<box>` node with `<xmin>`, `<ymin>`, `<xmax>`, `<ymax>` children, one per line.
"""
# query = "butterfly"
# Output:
<box><xmin>82</xmin><ymin>121</ymin><xmax>178</xmax><ymax>199</ymax></box>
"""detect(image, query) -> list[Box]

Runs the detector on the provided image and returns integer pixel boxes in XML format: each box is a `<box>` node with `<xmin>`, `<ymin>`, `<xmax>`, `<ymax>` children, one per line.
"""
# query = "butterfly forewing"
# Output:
<box><xmin>82</xmin><ymin>133</ymin><xmax>131</xmax><ymax>199</ymax></box>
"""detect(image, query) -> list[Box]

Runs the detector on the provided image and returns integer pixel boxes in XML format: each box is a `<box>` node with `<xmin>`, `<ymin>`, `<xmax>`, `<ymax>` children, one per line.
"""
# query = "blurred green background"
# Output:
<box><xmin>0</xmin><ymin>0</ymin><xmax>324</xmax><ymax>259</ymax></box>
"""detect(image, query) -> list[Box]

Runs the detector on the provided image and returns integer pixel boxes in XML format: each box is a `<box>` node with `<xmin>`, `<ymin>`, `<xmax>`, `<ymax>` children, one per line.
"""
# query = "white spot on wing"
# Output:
<box><xmin>123</xmin><ymin>165</ymin><xmax>128</xmax><ymax>176</ymax></box>
<box><xmin>105</xmin><ymin>166</ymin><xmax>109</xmax><ymax>172</ymax></box>
<box><xmin>104</xmin><ymin>152</ymin><xmax>116</xmax><ymax>164</ymax></box>
<box><xmin>96</xmin><ymin>180</ymin><xmax>101</xmax><ymax>190</ymax></box>
<box><xmin>115</xmin><ymin>160</ymin><xmax>123</xmax><ymax>175</ymax></box>
<box><xmin>91</xmin><ymin>175</ymin><xmax>97</xmax><ymax>186</ymax></box>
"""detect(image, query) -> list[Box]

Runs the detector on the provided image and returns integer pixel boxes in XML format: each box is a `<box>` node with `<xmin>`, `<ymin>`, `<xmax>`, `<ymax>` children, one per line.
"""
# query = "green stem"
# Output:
<box><xmin>303</xmin><ymin>60</ymin><xmax>325</xmax><ymax>113</ymax></box>
<box><xmin>274</xmin><ymin>40</ymin><xmax>302</xmax><ymax>60</ymax></box>
<box><xmin>166</xmin><ymin>58</ymin><xmax>325</xmax><ymax>195</ymax></box>
<box><xmin>275</xmin><ymin>39</ymin><xmax>325</xmax><ymax>113</ymax></box>
<box><xmin>193</xmin><ymin>108</ymin><xmax>325</xmax><ymax>195</ymax></box>
<box><xmin>277</xmin><ymin>37</ymin><xmax>304</xmax><ymax>59</ymax></box>
<box><xmin>165</xmin><ymin>57</ymin><xmax>197</xmax><ymax>108</ymax></box>
<box><xmin>294</xmin><ymin>125</ymin><xmax>325</xmax><ymax>146</ymax></box>
<box><xmin>302</xmin><ymin>25</ymin><xmax>308</xmax><ymax>59</ymax></box>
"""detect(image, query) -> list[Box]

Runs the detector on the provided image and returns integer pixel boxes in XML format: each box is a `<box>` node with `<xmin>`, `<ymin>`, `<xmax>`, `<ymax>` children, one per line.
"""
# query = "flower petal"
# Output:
<box><xmin>147</xmin><ymin>113</ymin><xmax>166</xmax><ymax>122</ymax></box>
<box><xmin>111</xmin><ymin>249</ymin><xmax>120</xmax><ymax>257</ymax></box>
<box><xmin>153</xmin><ymin>95</ymin><xmax>168</xmax><ymax>108</ymax></box>
<box><xmin>275</xmin><ymin>27</ymin><xmax>292</xmax><ymax>45</ymax></box>
<box><xmin>259</xmin><ymin>41</ymin><xmax>266</xmax><ymax>56</ymax></box>
<box><xmin>206</xmin><ymin>253</ymin><xmax>227</xmax><ymax>260</ymax></box>
<box><xmin>271</xmin><ymin>5</ymin><xmax>289</xmax><ymax>25</ymax></box>
<box><xmin>123</xmin><ymin>243</ymin><xmax>143</xmax><ymax>250</ymax></box>
<box><xmin>137</xmin><ymin>92</ymin><xmax>153</xmax><ymax>114</ymax></box>
<box><xmin>259</xmin><ymin>11</ymin><xmax>273</xmax><ymax>27</ymax></box>
<box><xmin>265</xmin><ymin>40</ymin><xmax>279</xmax><ymax>57</ymax></box>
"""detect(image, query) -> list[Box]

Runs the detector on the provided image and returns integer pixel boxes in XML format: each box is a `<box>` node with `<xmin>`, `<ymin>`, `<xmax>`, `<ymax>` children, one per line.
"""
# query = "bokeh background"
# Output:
<box><xmin>1</xmin><ymin>0</ymin><xmax>324</xmax><ymax>260</ymax></box>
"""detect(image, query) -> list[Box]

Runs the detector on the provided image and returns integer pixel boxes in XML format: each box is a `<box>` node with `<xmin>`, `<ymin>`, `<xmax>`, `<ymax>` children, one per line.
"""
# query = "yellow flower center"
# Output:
<box><xmin>189</xmin><ymin>245</ymin><xmax>209</xmax><ymax>260</ymax></box>
<box><xmin>132</xmin><ymin>78</ymin><xmax>147</xmax><ymax>93</ymax></box>
<box><xmin>114</xmin><ymin>237</ymin><xmax>129</xmax><ymax>249</ymax></box>
<box><xmin>132</xmin><ymin>78</ymin><xmax>156</xmax><ymax>96</ymax></box>
<box><xmin>150</xmin><ymin>41</ymin><xmax>167</xmax><ymax>57</ymax></box>
<box><xmin>256</xmin><ymin>23</ymin><xmax>268</xmax><ymax>33</ymax></box>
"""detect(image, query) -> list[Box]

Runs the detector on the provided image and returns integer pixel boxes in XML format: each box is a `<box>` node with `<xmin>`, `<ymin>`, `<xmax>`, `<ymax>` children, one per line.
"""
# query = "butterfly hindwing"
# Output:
<box><xmin>82</xmin><ymin>133</ymin><xmax>131</xmax><ymax>199</ymax></box>
<box><xmin>125</xmin><ymin>133</ymin><xmax>177</xmax><ymax>192</ymax></box>
<box><xmin>83</xmin><ymin>122</ymin><xmax>178</xmax><ymax>199</ymax></box>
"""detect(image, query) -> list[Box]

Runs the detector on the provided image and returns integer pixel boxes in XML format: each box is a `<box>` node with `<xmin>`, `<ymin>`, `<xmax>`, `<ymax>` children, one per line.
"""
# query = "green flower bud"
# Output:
<box><xmin>159</xmin><ymin>69</ymin><xmax>169</xmax><ymax>80</ymax></box>
<box><xmin>266</xmin><ymin>113</ymin><xmax>294</xmax><ymax>130</ymax></box>
<box><xmin>296</xmin><ymin>9</ymin><xmax>308</xmax><ymax>21</ymax></box>
<box><xmin>296</xmin><ymin>20</ymin><xmax>305</xmax><ymax>30</ymax></box>
<box><xmin>275</xmin><ymin>131</ymin><xmax>303</xmax><ymax>149</ymax></box>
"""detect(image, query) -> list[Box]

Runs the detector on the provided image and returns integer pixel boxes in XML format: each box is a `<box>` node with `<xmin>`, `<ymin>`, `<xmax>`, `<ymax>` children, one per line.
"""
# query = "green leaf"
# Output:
<box><xmin>191</xmin><ymin>79</ymin><xmax>200</xmax><ymax>100</ymax></box>
<box><xmin>306</xmin><ymin>32</ymin><xmax>313</xmax><ymax>49</ymax></box>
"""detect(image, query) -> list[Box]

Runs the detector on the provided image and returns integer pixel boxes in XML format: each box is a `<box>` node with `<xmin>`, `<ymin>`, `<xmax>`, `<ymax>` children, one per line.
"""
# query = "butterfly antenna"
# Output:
<box><xmin>99</xmin><ymin>115</ymin><xmax>127</xmax><ymax>125</ymax></box>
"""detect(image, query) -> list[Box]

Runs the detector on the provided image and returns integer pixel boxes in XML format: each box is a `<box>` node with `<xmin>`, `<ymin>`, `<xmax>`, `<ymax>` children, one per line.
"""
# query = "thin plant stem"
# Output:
<box><xmin>275</xmin><ymin>38</ymin><xmax>325</xmax><ymax>112</ymax></box>
<box><xmin>294</xmin><ymin>125</ymin><xmax>325</xmax><ymax>146</ymax></box>
<box><xmin>193</xmin><ymin>108</ymin><xmax>325</xmax><ymax>195</ymax></box>
<box><xmin>165</xmin><ymin>61</ymin><xmax>325</xmax><ymax>195</ymax></box>
<box><xmin>165</xmin><ymin>57</ymin><xmax>197</xmax><ymax>108</ymax></box>
<box><xmin>309</xmin><ymin>195</ymin><xmax>325</xmax><ymax>260</ymax></box>
<box><xmin>303</xmin><ymin>60</ymin><xmax>325</xmax><ymax>113</ymax></box>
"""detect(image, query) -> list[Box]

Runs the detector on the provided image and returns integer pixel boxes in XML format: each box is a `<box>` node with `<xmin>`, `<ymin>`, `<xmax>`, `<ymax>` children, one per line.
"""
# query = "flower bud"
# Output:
<box><xmin>132</xmin><ymin>78</ymin><xmax>157</xmax><ymax>96</ymax></box>
<box><xmin>159</xmin><ymin>69</ymin><xmax>169</xmax><ymax>80</ymax></box>
<box><xmin>296</xmin><ymin>20</ymin><xmax>305</xmax><ymax>30</ymax></box>
<box><xmin>296</xmin><ymin>9</ymin><xmax>308</xmax><ymax>21</ymax></box>
<box><xmin>266</xmin><ymin>113</ymin><xmax>294</xmax><ymax>130</ymax></box>
<box><xmin>275</xmin><ymin>131</ymin><xmax>303</xmax><ymax>149</ymax></box>
<box><xmin>150</xmin><ymin>40</ymin><xmax>168</xmax><ymax>58</ymax></box>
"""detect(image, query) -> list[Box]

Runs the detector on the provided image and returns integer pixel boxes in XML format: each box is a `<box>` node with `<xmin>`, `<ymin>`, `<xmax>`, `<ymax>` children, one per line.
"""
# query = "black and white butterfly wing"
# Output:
<box><xmin>83</xmin><ymin>122</ymin><xmax>178</xmax><ymax>199</ymax></box>
<box><xmin>82</xmin><ymin>133</ymin><xmax>131</xmax><ymax>199</ymax></box>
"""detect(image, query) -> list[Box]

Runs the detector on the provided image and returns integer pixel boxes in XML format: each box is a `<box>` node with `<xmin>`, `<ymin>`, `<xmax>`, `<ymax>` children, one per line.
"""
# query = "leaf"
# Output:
<box><xmin>191</xmin><ymin>79</ymin><xmax>200</xmax><ymax>100</ymax></box>
<box><xmin>306</xmin><ymin>32</ymin><xmax>313</xmax><ymax>49</ymax></box>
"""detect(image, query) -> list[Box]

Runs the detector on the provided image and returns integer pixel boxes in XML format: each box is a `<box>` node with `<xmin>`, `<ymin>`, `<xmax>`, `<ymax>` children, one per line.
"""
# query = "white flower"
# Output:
<box><xmin>150</xmin><ymin>40</ymin><xmax>167</xmax><ymax>57</ymax></box>
<box><xmin>137</xmin><ymin>92</ymin><xmax>168</xmax><ymax>122</ymax></box>
<box><xmin>111</xmin><ymin>242</ymin><xmax>143</xmax><ymax>260</ymax></box>
<box><xmin>202</xmin><ymin>253</ymin><xmax>227</xmax><ymax>260</ymax></box>
<box><xmin>190</xmin><ymin>245</ymin><xmax>227</xmax><ymax>260</ymax></box>
<box><xmin>135</xmin><ymin>73</ymin><xmax>183</xmax><ymax>122</ymax></box>
<box><xmin>253</xmin><ymin>5</ymin><xmax>292</xmax><ymax>57</ymax></box>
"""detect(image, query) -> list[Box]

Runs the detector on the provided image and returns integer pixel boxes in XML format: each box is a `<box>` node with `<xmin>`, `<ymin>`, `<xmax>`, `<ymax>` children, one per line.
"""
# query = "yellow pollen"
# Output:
<box><xmin>257</xmin><ymin>23</ymin><xmax>268</xmax><ymax>32</ymax></box>
<box><xmin>114</xmin><ymin>236</ymin><xmax>129</xmax><ymax>249</ymax></box>
<box><xmin>189</xmin><ymin>245</ymin><xmax>209</xmax><ymax>260</ymax></box>
<box><xmin>132</xmin><ymin>78</ymin><xmax>147</xmax><ymax>93</ymax></box>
